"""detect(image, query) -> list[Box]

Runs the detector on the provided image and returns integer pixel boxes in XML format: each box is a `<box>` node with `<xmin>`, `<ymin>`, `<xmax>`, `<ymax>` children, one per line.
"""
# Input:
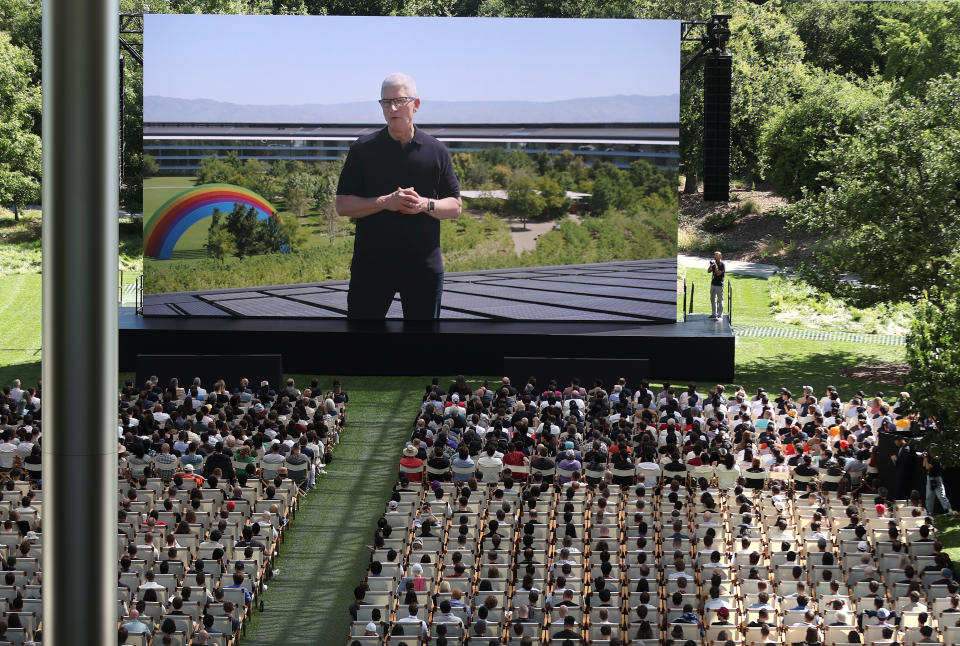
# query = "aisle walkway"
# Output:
<box><xmin>239</xmin><ymin>378</ymin><xmax>425</xmax><ymax>646</ymax></box>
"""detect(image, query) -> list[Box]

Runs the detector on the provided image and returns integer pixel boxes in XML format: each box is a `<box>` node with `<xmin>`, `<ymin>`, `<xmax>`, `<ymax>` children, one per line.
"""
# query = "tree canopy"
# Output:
<box><xmin>786</xmin><ymin>73</ymin><xmax>960</xmax><ymax>305</ymax></box>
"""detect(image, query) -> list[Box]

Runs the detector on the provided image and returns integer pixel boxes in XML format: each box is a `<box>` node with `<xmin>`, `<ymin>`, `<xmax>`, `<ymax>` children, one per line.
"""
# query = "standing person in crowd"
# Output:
<box><xmin>707</xmin><ymin>250</ymin><xmax>726</xmax><ymax>321</ymax></box>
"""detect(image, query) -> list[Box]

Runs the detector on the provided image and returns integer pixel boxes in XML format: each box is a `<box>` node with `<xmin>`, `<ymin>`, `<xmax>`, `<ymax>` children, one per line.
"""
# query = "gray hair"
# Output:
<box><xmin>381</xmin><ymin>72</ymin><xmax>418</xmax><ymax>98</ymax></box>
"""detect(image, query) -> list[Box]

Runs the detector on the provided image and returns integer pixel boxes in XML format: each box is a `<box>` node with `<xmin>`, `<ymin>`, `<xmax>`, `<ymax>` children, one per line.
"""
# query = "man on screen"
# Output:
<box><xmin>335</xmin><ymin>72</ymin><xmax>462</xmax><ymax>320</ymax></box>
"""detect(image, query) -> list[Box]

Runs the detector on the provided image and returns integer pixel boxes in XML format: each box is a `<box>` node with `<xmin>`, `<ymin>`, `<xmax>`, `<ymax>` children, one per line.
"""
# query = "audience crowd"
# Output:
<box><xmin>348</xmin><ymin>376</ymin><xmax>954</xmax><ymax>646</ymax></box>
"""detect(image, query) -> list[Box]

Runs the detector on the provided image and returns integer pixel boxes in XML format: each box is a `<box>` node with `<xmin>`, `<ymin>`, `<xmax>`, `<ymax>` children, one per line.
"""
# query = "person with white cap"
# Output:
<box><xmin>179</xmin><ymin>462</ymin><xmax>204</xmax><ymax>487</ymax></box>
<box><xmin>364</xmin><ymin>622</ymin><xmax>380</xmax><ymax>637</ymax></box>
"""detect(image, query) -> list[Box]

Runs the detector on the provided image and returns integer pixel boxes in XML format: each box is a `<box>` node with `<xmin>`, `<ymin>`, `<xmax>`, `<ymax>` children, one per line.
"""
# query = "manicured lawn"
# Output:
<box><xmin>0</xmin><ymin>273</ymin><xmax>41</xmax><ymax>387</ymax></box>
<box><xmin>731</xmin><ymin>336</ymin><xmax>905</xmax><ymax>396</ymax></box>
<box><xmin>934</xmin><ymin>515</ymin><xmax>960</xmax><ymax>566</ymax></box>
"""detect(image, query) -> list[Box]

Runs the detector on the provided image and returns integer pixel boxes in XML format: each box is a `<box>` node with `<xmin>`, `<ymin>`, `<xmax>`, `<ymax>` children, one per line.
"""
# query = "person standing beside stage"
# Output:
<box><xmin>890</xmin><ymin>435</ymin><xmax>915</xmax><ymax>500</ymax></box>
<box><xmin>924</xmin><ymin>450</ymin><xmax>958</xmax><ymax>517</ymax></box>
<box><xmin>707</xmin><ymin>250</ymin><xmax>725</xmax><ymax>320</ymax></box>
<box><xmin>335</xmin><ymin>72</ymin><xmax>462</xmax><ymax>320</ymax></box>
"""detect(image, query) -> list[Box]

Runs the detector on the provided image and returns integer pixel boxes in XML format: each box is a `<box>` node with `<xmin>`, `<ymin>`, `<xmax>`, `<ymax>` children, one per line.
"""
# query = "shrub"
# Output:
<box><xmin>738</xmin><ymin>198</ymin><xmax>761</xmax><ymax>216</ymax></box>
<box><xmin>701</xmin><ymin>209</ymin><xmax>739</xmax><ymax>232</ymax></box>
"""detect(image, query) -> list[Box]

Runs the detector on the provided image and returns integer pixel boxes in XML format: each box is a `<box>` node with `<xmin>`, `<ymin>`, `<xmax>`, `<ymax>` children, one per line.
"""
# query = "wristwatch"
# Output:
<box><xmin>427</xmin><ymin>199</ymin><xmax>435</xmax><ymax>213</ymax></box>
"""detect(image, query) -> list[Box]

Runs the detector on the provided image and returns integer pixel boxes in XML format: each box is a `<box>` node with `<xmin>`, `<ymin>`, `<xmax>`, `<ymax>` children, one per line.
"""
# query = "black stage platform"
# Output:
<box><xmin>119</xmin><ymin>311</ymin><xmax>735</xmax><ymax>382</ymax></box>
<box><xmin>141</xmin><ymin>259</ymin><xmax>678</xmax><ymax>323</ymax></box>
<box><xmin>125</xmin><ymin>258</ymin><xmax>734</xmax><ymax>381</ymax></box>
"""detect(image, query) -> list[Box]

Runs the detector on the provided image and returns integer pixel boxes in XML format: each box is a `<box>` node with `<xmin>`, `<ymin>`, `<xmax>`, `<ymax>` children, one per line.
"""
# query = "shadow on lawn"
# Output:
<box><xmin>0</xmin><ymin>362</ymin><xmax>41</xmax><ymax>389</ymax></box>
<box><xmin>734</xmin><ymin>347</ymin><xmax>904</xmax><ymax>395</ymax></box>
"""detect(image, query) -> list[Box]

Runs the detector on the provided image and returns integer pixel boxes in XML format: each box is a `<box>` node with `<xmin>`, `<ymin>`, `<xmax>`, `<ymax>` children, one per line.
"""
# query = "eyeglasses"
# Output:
<box><xmin>378</xmin><ymin>97</ymin><xmax>416</xmax><ymax>109</ymax></box>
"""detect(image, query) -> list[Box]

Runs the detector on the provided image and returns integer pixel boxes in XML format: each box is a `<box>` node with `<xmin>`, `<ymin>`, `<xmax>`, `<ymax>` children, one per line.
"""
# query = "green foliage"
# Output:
<box><xmin>677</xmin><ymin>227</ymin><xmax>737</xmax><ymax>255</ymax></box>
<box><xmin>727</xmin><ymin>1</ymin><xmax>810</xmax><ymax>183</ymax></box>
<box><xmin>759</xmin><ymin>71</ymin><xmax>889</xmax><ymax>199</ymax></box>
<box><xmin>284</xmin><ymin>171</ymin><xmax>316</xmax><ymax>218</ymax></box>
<box><xmin>786</xmin><ymin>1</ymin><xmax>885</xmax><ymax>78</ymax></box>
<box><xmin>880</xmin><ymin>3</ymin><xmax>960</xmax><ymax>98</ymax></box>
<box><xmin>536</xmin><ymin>175</ymin><xmax>570</xmax><ymax>218</ymax></box>
<box><xmin>225</xmin><ymin>203</ymin><xmax>261</xmax><ymax>259</ymax></box>
<box><xmin>281</xmin><ymin>213</ymin><xmax>308</xmax><ymax>251</ymax></box>
<box><xmin>195</xmin><ymin>155</ymin><xmax>243</xmax><ymax>186</ymax></box>
<box><xmin>0</xmin><ymin>33</ymin><xmax>40</xmax><ymax>221</ymax></box>
<box><xmin>489</xmin><ymin>164</ymin><xmax>513</xmax><ymax>189</ymax></box>
<box><xmin>907</xmin><ymin>277</ymin><xmax>960</xmax><ymax>462</ymax></box>
<box><xmin>787</xmin><ymin>73</ymin><xmax>960</xmax><ymax>305</ymax></box>
<box><xmin>589</xmin><ymin>163</ymin><xmax>633</xmax><ymax>215</ymax></box>
<box><xmin>204</xmin><ymin>209</ymin><xmax>234</xmax><ymax>262</ymax></box>
<box><xmin>701</xmin><ymin>209</ymin><xmax>738</xmax><ymax>233</ymax></box>
<box><xmin>738</xmin><ymin>197</ymin><xmax>760</xmax><ymax>215</ymax></box>
<box><xmin>767</xmin><ymin>275</ymin><xmax>913</xmax><ymax>336</ymax></box>
<box><xmin>505</xmin><ymin>173</ymin><xmax>544</xmax><ymax>224</ymax></box>
<box><xmin>257</xmin><ymin>213</ymin><xmax>288</xmax><ymax>253</ymax></box>
<box><xmin>144</xmin><ymin>236</ymin><xmax>355</xmax><ymax>293</ymax></box>
<box><xmin>141</xmin><ymin>154</ymin><xmax>160</xmax><ymax>178</ymax></box>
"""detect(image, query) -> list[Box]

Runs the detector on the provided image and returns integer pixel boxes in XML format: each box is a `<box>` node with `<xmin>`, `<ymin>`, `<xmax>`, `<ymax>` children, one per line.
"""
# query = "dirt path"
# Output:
<box><xmin>509</xmin><ymin>214</ymin><xmax>581</xmax><ymax>254</ymax></box>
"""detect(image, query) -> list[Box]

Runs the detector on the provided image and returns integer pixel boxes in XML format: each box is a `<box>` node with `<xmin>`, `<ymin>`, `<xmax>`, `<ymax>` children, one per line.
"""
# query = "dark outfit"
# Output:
<box><xmin>336</xmin><ymin>126</ymin><xmax>460</xmax><ymax>320</ymax></box>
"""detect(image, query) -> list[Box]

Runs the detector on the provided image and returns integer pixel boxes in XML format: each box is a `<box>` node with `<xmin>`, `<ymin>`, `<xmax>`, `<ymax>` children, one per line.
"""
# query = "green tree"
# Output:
<box><xmin>195</xmin><ymin>155</ymin><xmax>243</xmax><ymax>186</ymax></box>
<box><xmin>142</xmin><ymin>154</ymin><xmax>160</xmax><ymax>178</ymax></box>
<box><xmin>313</xmin><ymin>161</ymin><xmax>341</xmax><ymax>241</ymax></box>
<box><xmin>204</xmin><ymin>208</ymin><xmax>235</xmax><ymax>262</ymax></box>
<box><xmin>505</xmin><ymin>173</ymin><xmax>544</xmax><ymax>230</ymax></box>
<box><xmin>906</xmin><ymin>264</ymin><xmax>960</xmax><ymax>464</ymax></box>
<box><xmin>281</xmin><ymin>213</ymin><xmax>308</xmax><ymax>251</ymax></box>
<box><xmin>537</xmin><ymin>175</ymin><xmax>570</xmax><ymax>219</ymax></box>
<box><xmin>489</xmin><ymin>164</ymin><xmax>513</xmax><ymax>190</ymax></box>
<box><xmin>257</xmin><ymin>213</ymin><xmax>288</xmax><ymax>253</ymax></box>
<box><xmin>628</xmin><ymin>159</ymin><xmax>674</xmax><ymax>198</ymax></box>
<box><xmin>284</xmin><ymin>171</ymin><xmax>316</xmax><ymax>218</ymax></box>
<box><xmin>787</xmin><ymin>73</ymin><xmax>960</xmax><ymax>305</ymax></box>
<box><xmin>726</xmin><ymin>1</ymin><xmax>810</xmax><ymax>184</ymax></box>
<box><xmin>0</xmin><ymin>0</ymin><xmax>41</xmax><ymax>84</ymax></box>
<box><xmin>0</xmin><ymin>33</ymin><xmax>41</xmax><ymax>222</ymax></box>
<box><xmin>225</xmin><ymin>202</ymin><xmax>260</xmax><ymax>259</ymax></box>
<box><xmin>880</xmin><ymin>3</ymin><xmax>960</xmax><ymax>98</ymax></box>
<box><xmin>759</xmin><ymin>71</ymin><xmax>889</xmax><ymax>200</ymax></box>
<box><xmin>785</xmin><ymin>0</ymin><xmax>885</xmax><ymax>79</ymax></box>
<box><xmin>589</xmin><ymin>162</ymin><xmax>634</xmax><ymax>215</ymax></box>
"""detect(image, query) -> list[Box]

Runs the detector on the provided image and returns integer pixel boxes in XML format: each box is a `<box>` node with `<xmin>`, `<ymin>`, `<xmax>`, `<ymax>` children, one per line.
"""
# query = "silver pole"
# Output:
<box><xmin>42</xmin><ymin>0</ymin><xmax>119</xmax><ymax>643</ymax></box>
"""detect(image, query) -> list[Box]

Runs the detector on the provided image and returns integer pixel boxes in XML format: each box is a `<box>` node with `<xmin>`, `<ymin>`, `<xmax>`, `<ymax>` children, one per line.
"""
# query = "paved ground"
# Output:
<box><xmin>678</xmin><ymin>254</ymin><xmax>781</xmax><ymax>278</ymax></box>
<box><xmin>509</xmin><ymin>214</ymin><xmax>581</xmax><ymax>253</ymax></box>
<box><xmin>733</xmin><ymin>325</ymin><xmax>905</xmax><ymax>346</ymax></box>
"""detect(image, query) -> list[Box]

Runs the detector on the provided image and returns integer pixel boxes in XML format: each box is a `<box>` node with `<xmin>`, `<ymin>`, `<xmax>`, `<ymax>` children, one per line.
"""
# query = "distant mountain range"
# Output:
<box><xmin>144</xmin><ymin>94</ymin><xmax>679</xmax><ymax>124</ymax></box>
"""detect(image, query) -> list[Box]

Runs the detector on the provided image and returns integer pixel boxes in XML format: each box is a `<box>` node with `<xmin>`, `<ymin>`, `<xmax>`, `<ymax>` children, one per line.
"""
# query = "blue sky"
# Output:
<box><xmin>144</xmin><ymin>15</ymin><xmax>679</xmax><ymax>105</ymax></box>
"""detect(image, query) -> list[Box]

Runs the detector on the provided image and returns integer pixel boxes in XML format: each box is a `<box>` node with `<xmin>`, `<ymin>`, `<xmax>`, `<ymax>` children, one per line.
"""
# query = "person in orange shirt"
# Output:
<box><xmin>180</xmin><ymin>463</ymin><xmax>205</xmax><ymax>487</ymax></box>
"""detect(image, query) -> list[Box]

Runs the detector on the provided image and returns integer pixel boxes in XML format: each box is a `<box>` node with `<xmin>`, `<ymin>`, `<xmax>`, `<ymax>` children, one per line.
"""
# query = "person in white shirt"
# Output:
<box><xmin>0</xmin><ymin>431</ymin><xmax>18</xmax><ymax>470</ymax></box>
<box><xmin>704</xmin><ymin>586</ymin><xmax>734</xmax><ymax>610</ymax></box>
<box><xmin>151</xmin><ymin>403</ymin><xmax>171</xmax><ymax>427</ymax></box>
<box><xmin>8</xmin><ymin>380</ymin><xmax>23</xmax><ymax>403</ymax></box>
<box><xmin>476</xmin><ymin>444</ymin><xmax>504</xmax><ymax>470</ymax></box>
<box><xmin>191</xmin><ymin>378</ymin><xmax>207</xmax><ymax>401</ymax></box>
<box><xmin>397</xmin><ymin>602</ymin><xmax>429</xmax><ymax>637</ymax></box>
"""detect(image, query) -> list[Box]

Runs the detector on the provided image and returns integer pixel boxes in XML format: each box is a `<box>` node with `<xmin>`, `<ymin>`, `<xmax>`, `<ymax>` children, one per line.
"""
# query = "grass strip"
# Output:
<box><xmin>238</xmin><ymin>375</ymin><xmax>425</xmax><ymax>646</ymax></box>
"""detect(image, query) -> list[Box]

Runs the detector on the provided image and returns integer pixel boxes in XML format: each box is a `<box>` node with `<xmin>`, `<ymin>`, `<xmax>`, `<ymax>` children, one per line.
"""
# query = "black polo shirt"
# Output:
<box><xmin>336</xmin><ymin>126</ymin><xmax>460</xmax><ymax>275</ymax></box>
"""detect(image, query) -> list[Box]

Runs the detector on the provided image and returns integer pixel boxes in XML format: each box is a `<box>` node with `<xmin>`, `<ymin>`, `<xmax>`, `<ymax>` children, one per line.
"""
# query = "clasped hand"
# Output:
<box><xmin>387</xmin><ymin>186</ymin><xmax>425</xmax><ymax>214</ymax></box>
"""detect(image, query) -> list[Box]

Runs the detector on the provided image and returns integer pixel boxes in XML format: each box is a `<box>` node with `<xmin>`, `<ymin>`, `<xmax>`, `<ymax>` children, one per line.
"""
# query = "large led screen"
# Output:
<box><xmin>143</xmin><ymin>15</ymin><xmax>680</xmax><ymax>321</ymax></box>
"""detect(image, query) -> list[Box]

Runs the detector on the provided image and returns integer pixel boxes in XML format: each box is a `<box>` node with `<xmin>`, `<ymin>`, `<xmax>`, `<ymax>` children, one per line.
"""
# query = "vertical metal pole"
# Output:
<box><xmin>42</xmin><ymin>0</ymin><xmax>118</xmax><ymax>643</ymax></box>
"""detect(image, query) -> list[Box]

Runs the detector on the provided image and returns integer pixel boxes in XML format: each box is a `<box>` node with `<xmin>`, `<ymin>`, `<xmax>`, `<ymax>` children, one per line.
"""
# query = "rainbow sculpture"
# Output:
<box><xmin>144</xmin><ymin>184</ymin><xmax>279</xmax><ymax>259</ymax></box>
